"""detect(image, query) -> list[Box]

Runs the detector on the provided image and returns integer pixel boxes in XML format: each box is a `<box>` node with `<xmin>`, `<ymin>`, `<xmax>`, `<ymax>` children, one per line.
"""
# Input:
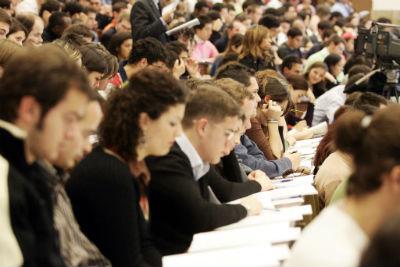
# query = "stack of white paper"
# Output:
<box><xmin>189</xmin><ymin>223</ymin><xmax>300</xmax><ymax>252</ymax></box>
<box><xmin>272</xmin><ymin>175</ymin><xmax>314</xmax><ymax>188</ymax></box>
<box><xmin>163</xmin><ymin>244</ymin><xmax>279</xmax><ymax>267</ymax></box>
<box><xmin>255</xmin><ymin>185</ymin><xmax>318</xmax><ymax>201</ymax></box>
<box><xmin>216</xmin><ymin>209</ymin><xmax>303</xmax><ymax>231</ymax></box>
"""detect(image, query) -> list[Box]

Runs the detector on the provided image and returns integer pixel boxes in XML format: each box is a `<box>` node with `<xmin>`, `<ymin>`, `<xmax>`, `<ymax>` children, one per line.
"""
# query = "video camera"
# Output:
<box><xmin>354</xmin><ymin>22</ymin><xmax>400</xmax><ymax>99</ymax></box>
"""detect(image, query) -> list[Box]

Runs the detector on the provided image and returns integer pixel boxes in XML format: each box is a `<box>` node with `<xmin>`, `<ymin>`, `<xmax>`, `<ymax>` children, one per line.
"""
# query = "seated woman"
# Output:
<box><xmin>304</xmin><ymin>61</ymin><xmax>327</xmax><ymax>98</ymax></box>
<box><xmin>324</xmin><ymin>53</ymin><xmax>345</xmax><ymax>89</ymax></box>
<box><xmin>239</xmin><ymin>25</ymin><xmax>275</xmax><ymax>72</ymax></box>
<box><xmin>285</xmin><ymin>104</ymin><xmax>400</xmax><ymax>267</ymax></box>
<box><xmin>248</xmin><ymin>70</ymin><xmax>287</xmax><ymax>159</ymax></box>
<box><xmin>286</xmin><ymin>74</ymin><xmax>315</xmax><ymax>128</ymax></box>
<box><xmin>66</xmin><ymin>69</ymin><xmax>187</xmax><ymax>267</ymax></box>
<box><xmin>211</xmin><ymin>33</ymin><xmax>244</xmax><ymax>76</ymax></box>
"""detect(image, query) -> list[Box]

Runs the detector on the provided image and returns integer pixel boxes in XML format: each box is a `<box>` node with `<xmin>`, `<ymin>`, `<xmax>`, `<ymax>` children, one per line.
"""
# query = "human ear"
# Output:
<box><xmin>387</xmin><ymin>166</ymin><xmax>400</xmax><ymax>193</ymax></box>
<box><xmin>17</xmin><ymin>96</ymin><xmax>41</xmax><ymax>128</ymax></box>
<box><xmin>138</xmin><ymin>112</ymin><xmax>151</xmax><ymax>133</ymax></box>
<box><xmin>195</xmin><ymin>118</ymin><xmax>208</xmax><ymax>138</ymax></box>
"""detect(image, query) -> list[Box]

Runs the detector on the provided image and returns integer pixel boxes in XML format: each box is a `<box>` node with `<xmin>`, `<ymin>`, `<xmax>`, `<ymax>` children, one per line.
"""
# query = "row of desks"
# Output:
<box><xmin>163</xmin><ymin>137</ymin><xmax>323</xmax><ymax>267</ymax></box>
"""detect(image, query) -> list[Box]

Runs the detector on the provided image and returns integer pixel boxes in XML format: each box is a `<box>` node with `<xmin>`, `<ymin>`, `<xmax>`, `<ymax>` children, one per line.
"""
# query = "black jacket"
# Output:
<box><xmin>239</xmin><ymin>54</ymin><xmax>275</xmax><ymax>72</ymax></box>
<box><xmin>0</xmin><ymin>126</ymin><xmax>65</xmax><ymax>267</ymax></box>
<box><xmin>130</xmin><ymin>0</ymin><xmax>168</xmax><ymax>43</ymax></box>
<box><xmin>66</xmin><ymin>146</ymin><xmax>162</xmax><ymax>267</ymax></box>
<box><xmin>146</xmin><ymin>143</ymin><xmax>261</xmax><ymax>255</ymax></box>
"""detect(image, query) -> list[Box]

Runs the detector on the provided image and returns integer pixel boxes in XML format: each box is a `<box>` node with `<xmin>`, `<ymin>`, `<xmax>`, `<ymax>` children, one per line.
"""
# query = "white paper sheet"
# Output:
<box><xmin>163</xmin><ymin>244</ymin><xmax>279</xmax><ymax>267</ymax></box>
<box><xmin>189</xmin><ymin>223</ymin><xmax>300</xmax><ymax>252</ymax></box>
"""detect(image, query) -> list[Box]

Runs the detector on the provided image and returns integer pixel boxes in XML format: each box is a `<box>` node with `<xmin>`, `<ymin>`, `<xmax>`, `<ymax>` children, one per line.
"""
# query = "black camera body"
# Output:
<box><xmin>354</xmin><ymin>22</ymin><xmax>400</xmax><ymax>99</ymax></box>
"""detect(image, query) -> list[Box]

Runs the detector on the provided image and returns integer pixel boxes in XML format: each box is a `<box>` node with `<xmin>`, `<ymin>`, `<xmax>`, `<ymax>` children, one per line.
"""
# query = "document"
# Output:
<box><xmin>162</xmin><ymin>0</ymin><xmax>179</xmax><ymax>16</ymax></box>
<box><xmin>166</xmin><ymin>18</ymin><xmax>200</xmax><ymax>36</ymax></box>
<box><xmin>189</xmin><ymin>223</ymin><xmax>300</xmax><ymax>252</ymax></box>
<box><xmin>163</xmin><ymin>244</ymin><xmax>279</xmax><ymax>267</ymax></box>
<box><xmin>216</xmin><ymin>210</ymin><xmax>303</xmax><ymax>231</ymax></box>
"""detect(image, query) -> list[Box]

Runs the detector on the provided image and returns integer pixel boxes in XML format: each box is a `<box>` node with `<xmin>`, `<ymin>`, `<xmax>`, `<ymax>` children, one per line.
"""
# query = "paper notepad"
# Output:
<box><xmin>163</xmin><ymin>244</ymin><xmax>279</xmax><ymax>267</ymax></box>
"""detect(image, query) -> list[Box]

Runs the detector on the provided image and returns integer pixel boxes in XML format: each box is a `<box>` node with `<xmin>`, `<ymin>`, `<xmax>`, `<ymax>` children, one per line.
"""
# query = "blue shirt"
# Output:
<box><xmin>234</xmin><ymin>135</ymin><xmax>292</xmax><ymax>178</ymax></box>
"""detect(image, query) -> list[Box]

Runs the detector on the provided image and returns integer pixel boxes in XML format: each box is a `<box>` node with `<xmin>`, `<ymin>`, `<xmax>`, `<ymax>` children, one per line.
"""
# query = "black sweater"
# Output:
<box><xmin>0</xmin><ymin>127</ymin><xmax>65</xmax><ymax>267</ymax></box>
<box><xmin>146</xmin><ymin>143</ymin><xmax>261</xmax><ymax>255</ymax></box>
<box><xmin>66</xmin><ymin>147</ymin><xmax>161</xmax><ymax>267</ymax></box>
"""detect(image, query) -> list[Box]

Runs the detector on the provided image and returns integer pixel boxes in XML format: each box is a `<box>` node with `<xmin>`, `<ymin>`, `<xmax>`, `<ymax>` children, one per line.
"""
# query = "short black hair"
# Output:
<box><xmin>165</xmin><ymin>41</ymin><xmax>188</xmax><ymax>56</ymax></box>
<box><xmin>208</xmin><ymin>10</ymin><xmax>221</xmax><ymax>21</ymax></box>
<box><xmin>48</xmin><ymin>11</ymin><xmax>69</xmax><ymax>30</ymax></box>
<box><xmin>64</xmin><ymin>2</ymin><xmax>84</xmax><ymax>16</ymax></box>
<box><xmin>40</xmin><ymin>0</ymin><xmax>61</xmax><ymax>17</ymax></box>
<box><xmin>194</xmin><ymin>15</ymin><xmax>213</xmax><ymax>30</ymax></box>
<box><xmin>281</xmin><ymin>55</ymin><xmax>302</xmax><ymax>71</ymax></box>
<box><xmin>324</xmin><ymin>53</ymin><xmax>342</xmax><ymax>73</ymax></box>
<box><xmin>212</xmin><ymin>3</ymin><xmax>226</xmax><ymax>12</ymax></box>
<box><xmin>287</xmin><ymin>27</ymin><xmax>302</xmax><ymax>38</ymax></box>
<box><xmin>194</xmin><ymin>1</ymin><xmax>208</xmax><ymax>11</ymax></box>
<box><xmin>258</xmin><ymin>14</ymin><xmax>280</xmax><ymax>29</ymax></box>
<box><xmin>216</xmin><ymin>62</ymin><xmax>255</xmax><ymax>87</ymax></box>
<box><xmin>128</xmin><ymin>37</ymin><xmax>167</xmax><ymax>65</ymax></box>
<box><xmin>0</xmin><ymin>0</ymin><xmax>11</xmax><ymax>9</ymax></box>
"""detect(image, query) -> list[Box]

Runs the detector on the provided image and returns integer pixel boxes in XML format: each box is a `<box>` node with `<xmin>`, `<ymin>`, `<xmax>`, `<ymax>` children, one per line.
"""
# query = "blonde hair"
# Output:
<box><xmin>240</xmin><ymin>25</ymin><xmax>270</xmax><ymax>59</ymax></box>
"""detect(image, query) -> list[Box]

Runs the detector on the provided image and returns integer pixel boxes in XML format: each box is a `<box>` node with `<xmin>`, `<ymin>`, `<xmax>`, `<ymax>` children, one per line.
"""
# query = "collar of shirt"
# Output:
<box><xmin>194</xmin><ymin>34</ymin><xmax>206</xmax><ymax>45</ymax></box>
<box><xmin>0</xmin><ymin>119</ymin><xmax>27</xmax><ymax>139</ymax></box>
<box><xmin>176</xmin><ymin>133</ymin><xmax>210</xmax><ymax>181</ymax></box>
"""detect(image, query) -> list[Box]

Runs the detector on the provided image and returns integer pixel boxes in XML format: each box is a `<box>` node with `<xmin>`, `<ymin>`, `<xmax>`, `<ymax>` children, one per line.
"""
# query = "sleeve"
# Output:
<box><xmin>234</xmin><ymin>141</ymin><xmax>292</xmax><ymax>178</ymax></box>
<box><xmin>130</xmin><ymin>1</ymin><xmax>167</xmax><ymax>41</ymax></box>
<box><xmin>209</xmin><ymin>42</ymin><xmax>219</xmax><ymax>58</ymax></box>
<box><xmin>67</xmin><ymin>164</ymin><xmax>160</xmax><ymax>267</ymax></box>
<box><xmin>147</xmin><ymin>152</ymin><xmax>248</xmax><ymax>234</ymax></box>
<box><xmin>219</xmin><ymin>151</ymin><xmax>244</xmax><ymax>183</ymax></box>
<box><xmin>245</xmin><ymin>119</ymin><xmax>276</xmax><ymax>160</ymax></box>
<box><xmin>207</xmin><ymin>166</ymin><xmax>261</xmax><ymax>203</ymax></box>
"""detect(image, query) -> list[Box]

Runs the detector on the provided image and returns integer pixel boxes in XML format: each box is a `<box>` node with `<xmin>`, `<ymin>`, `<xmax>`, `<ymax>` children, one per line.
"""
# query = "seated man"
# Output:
<box><xmin>146</xmin><ymin>85</ymin><xmax>271</xmax><ymax>255</ymax></box>
<box><xmin>191</xmin><ymin>15</ymin><xmax>219</xmax><ymax>63</ymax></box>
<box><xmin>216</xmin><ymin>62</ymin><xmax>300</xmax><ymax>178</ymax></box>
<box><xmin>118</xmin><ymin>37</ymin><xmax>168</xmax><ymax>82</ymax></box>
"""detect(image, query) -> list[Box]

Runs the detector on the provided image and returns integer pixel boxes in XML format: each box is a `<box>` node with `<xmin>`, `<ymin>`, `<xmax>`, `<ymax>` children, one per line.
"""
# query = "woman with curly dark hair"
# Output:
<box><xmin>66</xmin><ymin>68</ymin><xmax>187</xmax><ymax>267</ymax></box>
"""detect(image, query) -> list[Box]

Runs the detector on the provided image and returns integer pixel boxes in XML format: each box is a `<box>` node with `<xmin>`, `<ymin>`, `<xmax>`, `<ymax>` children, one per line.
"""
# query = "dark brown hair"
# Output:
<box><xmin>335</xmin><ymin>105</ymin><xmax>400</xmax><ymax>197</ymax></box>
<box><xmin>216</xmin><ymin>62</ymin><xmax>255</xmax><ymax>87</ymax></box>
<box><xmin>286</xmin><ymin>74</ymin><xmax>309</xmax><ymax>91</ymax></box>
<box><xmin>79</xmin><ymin>43</ymin><xmax>118</xmax><ymax>79</ymax></box>
<box><xmin>0</xmin><ymin>46</ymin><xmax>91</xmax><ymax>122</ymax></box>
<box><xmin>99</xmin><ymin>69</ymin><xmax>188</xmax><ymax>161</ymax></box>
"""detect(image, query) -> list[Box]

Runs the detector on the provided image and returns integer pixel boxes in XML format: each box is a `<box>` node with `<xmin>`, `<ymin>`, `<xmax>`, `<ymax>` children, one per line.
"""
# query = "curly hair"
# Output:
<box><xmin>99</xmin><ymin>69</ymin><xmax>188</xmax><ymax>161</ymax></box>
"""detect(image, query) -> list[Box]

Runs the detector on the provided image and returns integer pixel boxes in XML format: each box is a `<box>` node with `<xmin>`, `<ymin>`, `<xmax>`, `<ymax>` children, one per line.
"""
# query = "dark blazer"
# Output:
<box><xmin>146</xmin><ymin>143</ymin><xmax>261</xmax><ymax>255</ymax></box>
<box><xmin>239</xmin><ymin>54</ymin><xmax>276</xmax><ymax>72</ymax></box>
<box><xmin>0</xmin><ymin>127</ymin><xmax>65</xmax><ymax>267</ymax></box>
<box><xmin>130</xmin><ymin>0</ymin><xmax>168</xmax><ymax>43</ymax></box>
<box><xmin>66</xmin><ymin>146</ymin><xmax>161</xmax><ymax>267</ymax></box>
